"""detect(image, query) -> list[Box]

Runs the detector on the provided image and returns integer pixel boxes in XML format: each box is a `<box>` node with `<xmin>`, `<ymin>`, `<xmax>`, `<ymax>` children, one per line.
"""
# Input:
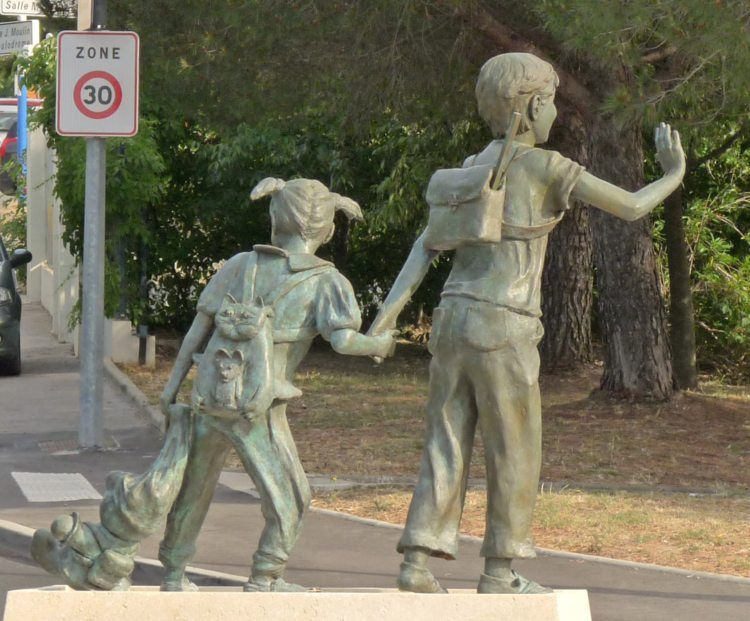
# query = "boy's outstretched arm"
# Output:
<box><xmin>571</xmin><ymin>122</ymin><xmax>686</xmax><ymax>221</ymax></box>
<box><xmin>368</xmin><ymin>230</ymin><xmax>440</xmax><ymax>336</ymax></box>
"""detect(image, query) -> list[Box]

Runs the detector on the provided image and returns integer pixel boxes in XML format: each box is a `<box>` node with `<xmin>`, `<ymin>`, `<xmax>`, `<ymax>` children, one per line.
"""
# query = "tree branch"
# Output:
<box><xmin>689</xmin><ymin>124</ymin><xmax>747</xmax><ymax>169</ymax></box>
<box><xmin>434</xmin><ymin>0</ymin><xmax>592</xmax><ymax>115</ymax></box>
<box><xmin>641</xmin><ymin>45</ymin><xmax>677</xmax><ymax>65</ymax></box>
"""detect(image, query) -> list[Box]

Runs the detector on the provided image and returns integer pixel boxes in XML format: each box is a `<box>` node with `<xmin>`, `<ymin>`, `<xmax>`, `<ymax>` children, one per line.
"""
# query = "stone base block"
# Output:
<box><xmin>3</xmin><ymin>586</ymin><xmax>591</xmax><ymax>621</ymax></box>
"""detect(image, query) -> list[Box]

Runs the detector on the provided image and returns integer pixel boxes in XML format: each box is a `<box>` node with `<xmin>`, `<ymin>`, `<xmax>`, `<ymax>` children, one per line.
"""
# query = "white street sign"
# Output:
<box><xmin>0</xmin><ymin>0</ymin><xmax>43</xmax><ymax>16</ymax></box>
<box><xmin>56</xmin><ymin>30</ymin><xmax>140</xmax><ymax>137</ymax></box>
<box><xmin>0</xmin><ymin>18</ymin><xmax>38</xmax><ymax>56</ymax></box>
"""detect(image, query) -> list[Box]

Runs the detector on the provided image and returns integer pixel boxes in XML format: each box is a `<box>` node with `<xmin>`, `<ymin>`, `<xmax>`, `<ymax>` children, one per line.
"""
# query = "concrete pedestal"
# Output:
<box><xmin>3</xmin><ymin>586</ymin><xmax>591</xmax><ymax>621</ymax></box>
<box><xmin>73</xmin><ymin>318</ymin><xmax>156</xmax><ymax>367</ymax></box>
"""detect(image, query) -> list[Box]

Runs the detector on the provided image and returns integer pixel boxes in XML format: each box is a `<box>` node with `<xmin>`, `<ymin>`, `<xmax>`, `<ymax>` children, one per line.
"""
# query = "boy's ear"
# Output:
<box><xmin>528</xmin><ymin>94</ymin><xmax>543</xmax><ymax>122</ymax></box>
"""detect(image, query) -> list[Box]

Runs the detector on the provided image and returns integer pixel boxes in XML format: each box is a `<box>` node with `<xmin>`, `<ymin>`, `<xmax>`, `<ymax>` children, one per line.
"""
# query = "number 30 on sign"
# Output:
<box><xmin>56</xmin><ymin>31</ymin><xmax>139</xmax><ymax>137</ymax></box>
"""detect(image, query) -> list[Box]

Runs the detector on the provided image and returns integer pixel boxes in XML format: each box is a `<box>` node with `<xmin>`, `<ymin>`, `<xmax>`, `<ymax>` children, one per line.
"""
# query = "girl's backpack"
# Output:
<box><xmin>192</xmin><ymin>253</ymin><xmax>331</xmax><ymax>420</ymax></box>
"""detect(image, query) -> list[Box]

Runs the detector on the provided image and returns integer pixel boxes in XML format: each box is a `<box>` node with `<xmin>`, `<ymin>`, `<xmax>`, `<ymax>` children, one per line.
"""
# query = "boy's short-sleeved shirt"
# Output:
<box><xmin>197</xmin><ymin>247</ymin><xmax>362</xmax><ymax>343</ymax></box>
<box><xmin>442</xmin><ymin>141</ymin><xmax>585</xmax><ymax>316</ymax></box>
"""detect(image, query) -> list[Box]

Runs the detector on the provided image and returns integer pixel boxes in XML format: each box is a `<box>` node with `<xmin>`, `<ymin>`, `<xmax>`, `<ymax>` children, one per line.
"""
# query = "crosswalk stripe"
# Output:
<box><xmin>11</xmin><ymin>472</ymin><xmax>103</xmax><ymax>502</ymax></box>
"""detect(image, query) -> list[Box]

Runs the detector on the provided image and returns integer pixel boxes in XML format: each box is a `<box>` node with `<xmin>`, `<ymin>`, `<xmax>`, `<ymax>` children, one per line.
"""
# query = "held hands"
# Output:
<box><xmin>655</xmin><ymin>122</ymin><xmax>686</xmax><ymax>176</ymax></box>
<box><xmin>372</xmin><ymin>329</ymin><xmax>399</xmax><ymax>360</ymax></box>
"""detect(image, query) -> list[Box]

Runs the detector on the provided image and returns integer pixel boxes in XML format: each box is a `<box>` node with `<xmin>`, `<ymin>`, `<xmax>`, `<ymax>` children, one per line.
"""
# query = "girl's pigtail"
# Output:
<box><xmin>250</xmin><ymin>177</ymin><xmax>286</xmax><ymax>201</ymax></box>
<box><xmin>331</xmin><ymin>193</ymin><xmax>364</xmax><ymax>222</ymax></box>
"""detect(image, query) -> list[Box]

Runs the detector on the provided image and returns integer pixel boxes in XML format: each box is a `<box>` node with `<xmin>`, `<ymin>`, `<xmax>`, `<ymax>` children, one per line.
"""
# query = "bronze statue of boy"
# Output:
<box><xmin>370</xmin><ymin>52</ymin><xmax>685</xmax><ymax>594</ymax></box>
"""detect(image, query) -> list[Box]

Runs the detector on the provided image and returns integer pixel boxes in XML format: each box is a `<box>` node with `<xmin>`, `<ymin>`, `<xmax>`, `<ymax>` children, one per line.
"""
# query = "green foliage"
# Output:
<box><xmin>0</xmin><ymin>190</ymin><xmax>26</xmax><ymax>252</ymax></box>
<box><xmin>537</xmin><ymin>0</ymin><xmax>750</xmax><ymax>377</ymax></box>
<box><xmin>650</xmin><ymin>129</ymin><xmax>750</xmax><ymax>378</ymax></box>
<box><xmin>0</xmin><ymin>158</ymin><xmax>27</xmax><ymax>282</ymax></box>
<box><xmin>147</xmin><ymin>110</ymin><xmax>486</xmax><ymax>329</ymax></box>
<box><xmin>108</xmin><ymin>1</ymin><xmax>481</xmax><ymax>131</ymax></box>
<box><xmin>537</xmin><ymin>0</ymin><xmax>750</xmax><ymax>128</ymax></box>
<box><xmin>684</xmin><ymin>138</ymin><xmax>750</xmax><ymax>377</ymax></box>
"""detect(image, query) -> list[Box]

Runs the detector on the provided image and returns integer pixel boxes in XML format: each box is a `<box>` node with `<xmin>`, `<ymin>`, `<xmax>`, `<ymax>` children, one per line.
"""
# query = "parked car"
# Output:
<box><xmin>0</xmin><ymin>97</ymin><xmax>44</xmax><ymax>196</ymax></box>
<box><xmin>0</xmin><ymin>236</ymin><xmax>32</xmax><ymax>375</ymax></box>
<box><xmin>0</xmin><ymin>111</ymin><xmax>15</xmax><ymax>144</ymax></box>
<box><xmin>0</xmin><ymin>120</ymin><xmax>18</xmax><ymax>195</ymax></box>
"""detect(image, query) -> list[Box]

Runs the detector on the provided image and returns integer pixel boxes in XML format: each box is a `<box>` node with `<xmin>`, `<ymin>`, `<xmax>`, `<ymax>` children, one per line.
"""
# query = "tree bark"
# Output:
<box><xmin>663</xmin><ymin>185</ymin><xmax>698</xmax><ymax>389</ymax></box>
<box><xmin>588</xmin><ymin>117</ymin><xmax>673</xmax><ymax>400</ymax></box>
<box><xmin>541</xmin><ymin>107</ymin><xmax>594</xmax><ymax>369</ymax></box>
<box><xmin>330</xmin><ymin>213</ymin><xmax>351</xmax><ymax>272</ymax></box>
<box><xmin>541</xmin><ymin>205</ymin><xmax>594</xmax><ymax>368</ymax></box>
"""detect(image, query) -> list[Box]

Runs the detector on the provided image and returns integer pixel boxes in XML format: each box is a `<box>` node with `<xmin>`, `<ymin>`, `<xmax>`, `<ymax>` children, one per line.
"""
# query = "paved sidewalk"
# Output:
<box><xmin>1</xmin><ymin>302</ymin><xmax>749</xmax><ymax>620</ymax></box>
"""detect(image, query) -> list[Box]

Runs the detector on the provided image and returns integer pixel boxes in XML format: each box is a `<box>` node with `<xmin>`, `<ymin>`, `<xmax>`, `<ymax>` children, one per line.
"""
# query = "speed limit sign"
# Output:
<box><xmin>56</xmin><ymin>31</ymin><xmax>139</xmax><ymax>137</ymax></box>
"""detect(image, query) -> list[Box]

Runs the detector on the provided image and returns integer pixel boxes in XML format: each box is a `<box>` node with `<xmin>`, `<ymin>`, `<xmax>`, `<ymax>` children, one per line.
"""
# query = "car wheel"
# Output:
<box><xmin>0</xmin><ymin>345</ymin><xmax>21</xmax><ymax>376</ymax></box>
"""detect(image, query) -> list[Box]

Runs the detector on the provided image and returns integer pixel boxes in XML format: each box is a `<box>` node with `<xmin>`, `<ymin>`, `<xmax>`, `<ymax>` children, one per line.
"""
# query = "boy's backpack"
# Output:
<box><xmin>191</xmin><ymin>253</ymin><xmax>331</xmax><ymax>420</ymax></box>
<box><xmin>423</xmin><ymin>113</ymin><xmax>521</xmax><ymax>251</ymax></box>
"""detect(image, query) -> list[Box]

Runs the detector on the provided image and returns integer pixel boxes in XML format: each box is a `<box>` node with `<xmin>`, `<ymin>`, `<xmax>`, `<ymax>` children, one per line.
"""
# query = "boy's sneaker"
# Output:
<box><xmin>477</xmin><ymin>570</ymin><xmax>552</xmax><ymax>594</ymax></box>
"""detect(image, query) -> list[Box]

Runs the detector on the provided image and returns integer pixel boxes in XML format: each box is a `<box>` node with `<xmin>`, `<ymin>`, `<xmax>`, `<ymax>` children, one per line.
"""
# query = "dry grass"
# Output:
<box><xmin>313</xmin><ymin>487</ymin><xmax>750</xmax><ymax>577</ymax></box>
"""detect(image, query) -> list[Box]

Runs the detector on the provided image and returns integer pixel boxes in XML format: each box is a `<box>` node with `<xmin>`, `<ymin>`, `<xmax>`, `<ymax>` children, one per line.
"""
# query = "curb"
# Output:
<box><xmin>0</xmin><ymin>518</ymin><xmax>245</xmax><ymax>587</ymax></box>
<box><xmin>534</xmin><ymin>546</ymin><xmax>750</xmax><ymax>585</ymax></box>
<box><xmin>309</xmin><ymin>507</ymin><xmax>750</xmax><ymax>586</ymax></box>
<box><xmin>103</xmin><ymin>357</ymin><xmax>164</xmax><ymax>433</ymax></box>
<box><xmin>0</xmin><ymin>519</ymin><xmax>34</xmax><ymax>558</ymax></box>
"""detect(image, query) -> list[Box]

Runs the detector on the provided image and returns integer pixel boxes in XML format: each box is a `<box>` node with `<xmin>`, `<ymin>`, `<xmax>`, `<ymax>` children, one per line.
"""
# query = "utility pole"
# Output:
<box><xmin>78</xmin><ymin>0</ymin><xmax>108</xmax><ymax>449</ymax></box>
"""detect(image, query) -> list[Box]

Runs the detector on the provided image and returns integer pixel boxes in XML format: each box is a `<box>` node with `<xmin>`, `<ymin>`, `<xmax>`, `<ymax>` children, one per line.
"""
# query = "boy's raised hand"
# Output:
<box><xmin>655</xmin><ymin>122</ymin><xmax>686</xmax><ymax>176</ymax></box>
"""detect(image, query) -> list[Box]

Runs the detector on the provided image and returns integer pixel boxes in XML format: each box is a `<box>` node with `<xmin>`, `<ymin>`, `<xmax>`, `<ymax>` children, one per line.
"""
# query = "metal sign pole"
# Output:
<box><xmin>79</xmin><ymin>0</ymin><xmax>107</xmax><ymax>449</ymax></box>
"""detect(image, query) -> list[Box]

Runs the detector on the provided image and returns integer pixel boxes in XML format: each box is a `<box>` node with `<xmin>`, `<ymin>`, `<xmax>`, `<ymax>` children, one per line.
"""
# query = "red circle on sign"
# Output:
<box><xmin>73</xmin><ymin>71</ymin><xmax>123</xmax><ymax>119</ymax></box>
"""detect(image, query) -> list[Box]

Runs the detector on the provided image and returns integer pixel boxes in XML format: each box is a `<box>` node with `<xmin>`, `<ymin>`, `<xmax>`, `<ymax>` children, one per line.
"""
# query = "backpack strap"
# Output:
<box><xmin>240</xmin><ymin>253</ymin><xmax>259</xmax><ymax>304</ymax></box>
<box><xmin>491</xmin><ymin>111</ymin><xmax>523</xmax><ymax>190</ymax></box>
<box><xmin>501</xmin><ymin>211</ymin><xmax>565</xmax><ymax>240</ymax></box>
<box><xmin>265</xmin><ymin>265</ymin><xmax>334</xmax><ymax>309</ymax></box>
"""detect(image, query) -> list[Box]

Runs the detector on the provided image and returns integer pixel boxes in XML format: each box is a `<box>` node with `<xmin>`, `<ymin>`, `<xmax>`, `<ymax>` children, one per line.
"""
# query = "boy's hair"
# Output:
<box><xmin>476</xmin><ymin>53</ymin><xmax>559</xmax><ymax>137</ymax></box>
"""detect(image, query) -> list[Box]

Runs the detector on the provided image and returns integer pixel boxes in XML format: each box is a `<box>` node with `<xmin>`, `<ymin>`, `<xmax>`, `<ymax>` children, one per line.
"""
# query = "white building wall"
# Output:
<box><xmin>26</xmin><ymin>127</ymin><xmax>78</xmax><ymax>343</ymax></box>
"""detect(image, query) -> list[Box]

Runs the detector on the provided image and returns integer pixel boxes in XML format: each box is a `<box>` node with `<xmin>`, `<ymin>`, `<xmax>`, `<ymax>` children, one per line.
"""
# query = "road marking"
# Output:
<box><xmin>11</xmin><ymin>472</ymin><xmax>102</xmax><ymax>502</ymax></box>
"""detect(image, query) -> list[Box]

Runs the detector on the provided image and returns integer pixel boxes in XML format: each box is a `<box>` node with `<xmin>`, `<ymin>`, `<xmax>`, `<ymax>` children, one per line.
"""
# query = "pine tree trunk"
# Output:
<box><xmin>588</xmin><ymin>117</ymin><xmax>673</xmax><ymax>400</ymax></box>
<box><xmin>541</xmin><ymin>110</ymin><xmax>594</xmax><ymax>369</ymax></box>
<box><xmin>663</xmin><ymin>186</ymin><xmax>698</xmax><ymax>389</ymax></box>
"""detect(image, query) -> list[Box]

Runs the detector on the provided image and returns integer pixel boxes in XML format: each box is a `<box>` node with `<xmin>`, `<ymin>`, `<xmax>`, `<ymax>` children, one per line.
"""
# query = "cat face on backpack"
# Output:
<box><xmin>215</xmin><ymin>294</ymin><xmax>274</xmax><ymax>341</ymax></box>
